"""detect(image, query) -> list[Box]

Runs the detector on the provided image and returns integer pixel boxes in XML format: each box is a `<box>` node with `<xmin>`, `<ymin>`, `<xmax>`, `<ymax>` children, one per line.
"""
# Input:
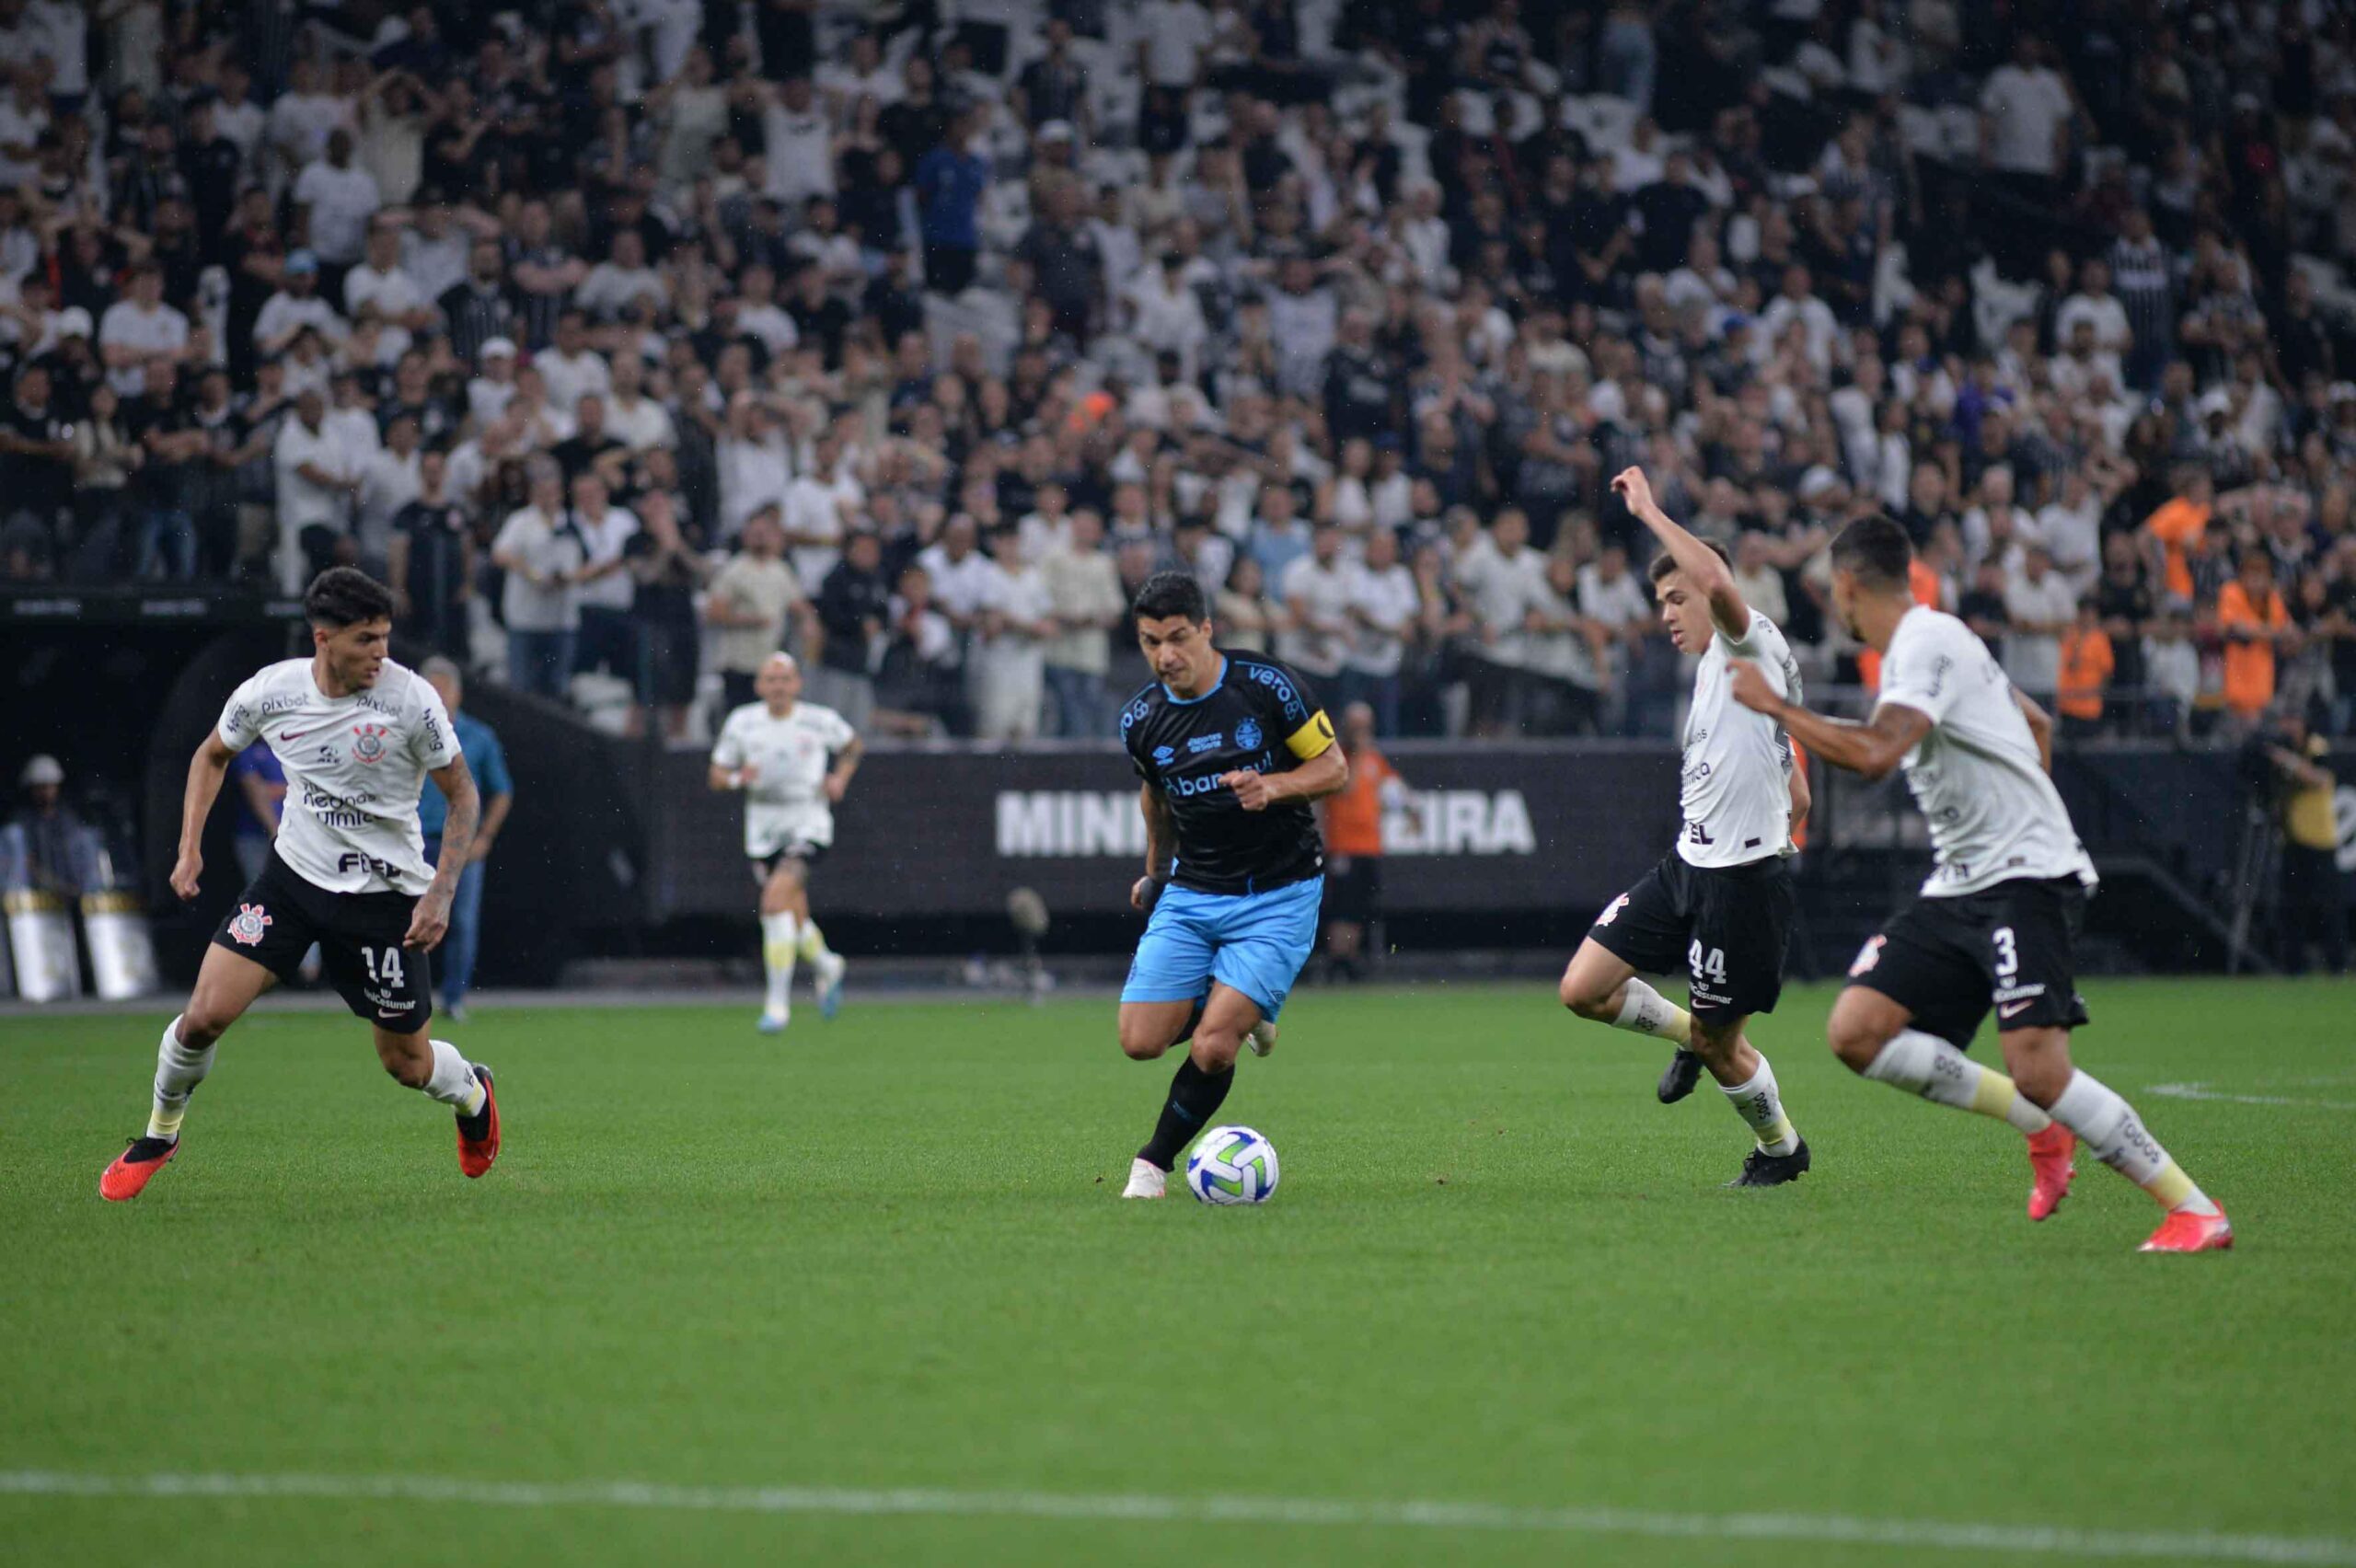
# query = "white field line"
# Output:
<box><xmin>1</xmin><ymin>1470</ymin><xmax>2351</xmax><ymax>1564</ymax></box>
<box><xmin>2147</xmin><ymin>1082</ymin><xmax>2356</xmax><ymax>1111</ymax></box>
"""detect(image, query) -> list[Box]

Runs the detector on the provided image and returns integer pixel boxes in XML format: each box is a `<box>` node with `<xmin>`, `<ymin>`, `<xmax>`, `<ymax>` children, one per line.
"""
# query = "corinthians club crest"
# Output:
<box><xmin>227</xmin><ymin>904</ymin><xmax>272</xmax><ymax>946</ymax></box>
<box><xmin>351</xmin><ymin>722</ymin><xmax>389</xmax><ymax>764</ymax></box>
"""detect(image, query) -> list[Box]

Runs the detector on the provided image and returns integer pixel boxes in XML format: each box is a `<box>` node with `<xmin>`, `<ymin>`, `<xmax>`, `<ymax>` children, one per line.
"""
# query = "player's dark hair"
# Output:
<box><xmin>304</xmin><ymin>567</ymin><xmax>396</xmax><ymax>628</ymax></box>
<box><xmin>1131</xmin><ymin>569</ymin><xmax>1208</xmax><ymax>626</ymax></box>
<box><xmin>1829</xmin><ymin>514</ymin><xmax>1913</xmax><ymax>591</ymax></box>
<box><xmin>1647</xmin><ymin>539</ymin><xmax>1732</xmax><ymax>586</ymax></box>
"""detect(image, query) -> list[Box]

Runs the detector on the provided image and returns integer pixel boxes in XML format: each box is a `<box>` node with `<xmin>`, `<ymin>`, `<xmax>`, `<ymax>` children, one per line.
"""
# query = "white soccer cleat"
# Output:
<box><xmin>756</xmin><ymin>1007</ymin><xmax>789</xmax><ymax>1035</ymax></box>
<box><xmin>1120</xmin><ymin>1158</ymin><xmax>1167</xmax><ymax>1199</ymax></box>
<box><xmin>1246</xmin><ymin>1020</ymin><xmax>1278</xmax><ymax>1057</ymax></box>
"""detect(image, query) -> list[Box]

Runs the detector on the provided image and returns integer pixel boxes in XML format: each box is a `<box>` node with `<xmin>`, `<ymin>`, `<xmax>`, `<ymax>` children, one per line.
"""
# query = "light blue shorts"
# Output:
<box><xmin>1120</xmin><ymin>876</ymin><xmax>1324</xmax><ymax>1021</ymax></box>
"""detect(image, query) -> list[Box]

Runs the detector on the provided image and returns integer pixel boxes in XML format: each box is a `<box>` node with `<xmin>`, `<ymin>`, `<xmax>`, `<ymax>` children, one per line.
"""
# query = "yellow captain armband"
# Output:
<box><xmin>1284</xmin><ymin>709</ymin><xmax>1337</xmax><ymax>760</ymax></box>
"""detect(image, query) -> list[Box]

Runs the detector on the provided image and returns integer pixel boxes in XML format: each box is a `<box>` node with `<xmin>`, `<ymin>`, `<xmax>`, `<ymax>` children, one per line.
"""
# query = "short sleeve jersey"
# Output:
<box><xmin>710</xmin><ymin>700</ymin><xmax>857</xmax><ymax>856</ymax></box>
<box><xmin>216</xmin><ymin>658</ymin><xmax>460</xmax><ymax>894</ymax></box>
<box><xmin>1121</xmin><ymin>651</ymin><xmax>1335</xmax><ymax>895</ymax></box>
<box><xmin>1875</xmin><ymin>606</ymin><xmax>2096</xmax><ymax>898</ymax></box>
<box><xmin>1680</xmin><ymin>608</ymin><xmax>1800</xmax><ymax>868</ymax></box>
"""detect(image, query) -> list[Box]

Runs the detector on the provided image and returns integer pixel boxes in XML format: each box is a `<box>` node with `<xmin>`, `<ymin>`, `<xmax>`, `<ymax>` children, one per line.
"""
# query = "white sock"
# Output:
<box><xmin>146</xmin><ymin>1015</ymin><xmax>214</xmax><ymax>1141</ymax></box>
<box><xmin>422</xmin><ymin>1038</ymin><xmax>486</xmax><ymax>1116</ymax></box>
<box><xmin>1611</xmin><ymin>979</ymin><xmax>1692</xmax><ymax>1046</ymax></box>
<box><xmin>1721</xmin><ymin>1055</ymin><xmax>1800</xmax><ymax>1156</ymax></box>
<box><xmin>2047</xmin><ymin>1069</ymin><xmax>2217</xmax><ymax>1215</ymax></box>
<box><xmin>796</xmin><ymin>917</ymin><xmax>833</xmax><ymax>964</ymax></box>
<box><xmin>1862</xmin><ymin>1029</ymin><xmax>2052</xmax><ymax>1135</ymax></box>
<box><xmin>761</xmin><ymin>911</ymin><xmax>799</xmax><ymax>1013</ymax></box>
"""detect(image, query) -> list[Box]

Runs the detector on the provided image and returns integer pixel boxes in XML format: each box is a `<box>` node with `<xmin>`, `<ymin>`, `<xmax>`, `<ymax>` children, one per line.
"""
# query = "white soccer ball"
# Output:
<box><xmin>1184</xmin><ymin>1124</ymin><xmax>1280</xmax><ymax>1205</ymax></box>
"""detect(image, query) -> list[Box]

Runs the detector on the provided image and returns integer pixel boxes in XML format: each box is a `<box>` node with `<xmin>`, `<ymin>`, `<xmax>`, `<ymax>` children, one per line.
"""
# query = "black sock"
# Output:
<box><xmin>1138</xmin><ymin>1057</ymin><xmax>1235</xmax><ymax>1170</ymax></box>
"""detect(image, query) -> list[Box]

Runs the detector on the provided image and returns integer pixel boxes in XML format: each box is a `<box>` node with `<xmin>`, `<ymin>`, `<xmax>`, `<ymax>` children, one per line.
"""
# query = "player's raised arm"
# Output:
<box><xmin>172</xmin><ymin>730</ymin><xmax>241</xmax><ymax>901</ymax></box>
<box><xmin>1727</xmin><ymin>663</ymin><xmax>1930</xmax><ymax>783</ymax></box>
<box><xmin>1612</xmin><ymin>466</ymin><xmax>1747</xmax><ymax>639</ymax></box>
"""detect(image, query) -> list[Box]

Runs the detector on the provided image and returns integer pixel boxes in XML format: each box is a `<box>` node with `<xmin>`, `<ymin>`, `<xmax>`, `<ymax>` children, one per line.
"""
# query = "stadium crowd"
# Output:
<box><xmin>1</xmin><ymin>0</ymin><xmax>2355</xmax><ymax>743</ymax></box>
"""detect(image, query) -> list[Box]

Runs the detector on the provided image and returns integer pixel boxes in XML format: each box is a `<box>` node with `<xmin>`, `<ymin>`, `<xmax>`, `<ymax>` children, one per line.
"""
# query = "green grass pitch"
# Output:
<box><xmin>4</xmin><ymin>978</ymin><xmax>2352</xmax><ymax>1567</ymax></box>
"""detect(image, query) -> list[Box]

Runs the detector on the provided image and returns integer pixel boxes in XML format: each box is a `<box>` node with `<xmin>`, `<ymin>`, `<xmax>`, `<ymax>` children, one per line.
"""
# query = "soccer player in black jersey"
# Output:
<box><xmin>1114</xmin><ymin>571</ymin><xmax>1349</xmax><ymax>1198</ymax></box>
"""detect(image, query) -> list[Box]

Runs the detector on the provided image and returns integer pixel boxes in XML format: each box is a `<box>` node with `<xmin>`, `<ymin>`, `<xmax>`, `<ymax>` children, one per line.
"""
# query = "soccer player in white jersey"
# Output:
<box><xmin>1727</xmin><ymin>514</ymin><xmax>2231</xmax><ymax>1252</ymax></box>
<box><xmin>1557</xmin><ymin>468</ymin><xmax>1814</xmax><ymax>1186</ymax></box>
<box><xmin>100</xmin><ymin>570</ymin><xmax>497</xmax><ymax>1201</ymax></box>
<box><xmin>710</xmin><ymin>652</ymin><xmax>861</xmax><ymax>1032</ymax></box>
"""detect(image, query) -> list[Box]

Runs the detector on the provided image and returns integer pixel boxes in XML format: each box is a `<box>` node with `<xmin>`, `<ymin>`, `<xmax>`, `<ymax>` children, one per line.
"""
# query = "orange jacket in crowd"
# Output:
<box><xmin>2145</xmin><ymin>496</ymin><xmax>2210</xmax><ymax>600</ymax></box>
<box><xmin>2057</xmin><ymin>626</ymin><xmax>2114</xmax><ymax>721</ymax></box>
<box><xmin>2215</xmin><ymin>581</ymin><xmax>2289</xmax><ymax>716</ymax></box>
<box><xmin>1857</xmin><ymin>559</ymin><xmax>1943</xmax><ymax>692</ymax></box>
<box><xmin>1322</xmin><ymin>745</ymin><xmax>1398</xmax><ymax>857</ymax></box>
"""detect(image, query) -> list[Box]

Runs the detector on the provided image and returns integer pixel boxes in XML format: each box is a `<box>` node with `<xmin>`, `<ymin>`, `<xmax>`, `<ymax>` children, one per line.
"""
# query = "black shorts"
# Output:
<box><xmin>749</xmin><ymin>841</ymin><xmax>829</xmax><ymax>882</ymax></box>
<box><xmin>1844</xmin><ymin>875</ymin><xmax>2091</xmax><ymax>1048</ymax></box>
<box><xmin>1586</xmin><ymin>851</ymin><xmax>1795</xmax><ymax>1022</ymax></box>
<box><xmin>1323</xmin><ymin>855</ymin><xmax>1381</xmax><ymax>923</ymax></box>
<box><xmin>212</xmin><ymin>850</ymin><xmax>433</xmax><ymax>1034</ymax></box>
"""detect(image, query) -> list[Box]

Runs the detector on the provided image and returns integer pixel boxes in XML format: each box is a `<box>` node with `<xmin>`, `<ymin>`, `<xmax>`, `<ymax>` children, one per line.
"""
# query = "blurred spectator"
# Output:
<box><xmin>705</xmin><ymin>507</ymin><xmax>807</xmax><ymax>713</ymax></box>
<box><xmin>386</xmin><ymin>448</ymin><xmax>476</xmax><ymax>659</ymax></box>
<box><xmin>812</xmin><ymin>526</ymin><xmax>890</xmax><ymax>733</ymax></box>
<box><xmin>1040</xmin><ymin>508</ymin><xmax>1124</xmax><ymax>738</ymax></box>
<box><xmin>624</xmin><ymin>490</ymin><xmax>710</xmax><ymax>742</ymax></box>
<box><xmin>567</xmin><ymin>471</ymin><xmax>641</xmax><ymax>706</ymax></box>
<box><xmin>226</xmin><ymin>741</ymin><xmax>286</xmax><ymax>883</ymax></box>
<box><xmin>2002</xmin><ymin>546</ymin><xmax>2077</xmax><ymax>709</ymax></box>
<box><xmin>2217</xmin><ymin>550</ymin><xmax>2296</xmax><ymax>730</ymax></box>
<box><xmin>419</xmin><ymin>657</ymin><xmax>514</xmax><ymax>1020</ymax></box>
<box><xmin>2057</xmin><ymin>597</ymin><xmax>2115</xmax><ymax>743</ymax></box>
<box><xmin>2255</xmin><ymin>710</ymin><xmax>2348</xmax><ymax>976</ymax></box>
<box><xmin>491</xmin><ymin>459</ymin><xmax>584</xmax><ymax>701</ymax></box>
<box><xmin>1343</xmin><ymin>525</ymin><xmax>1416</xmax><ymax>737</ymax></box>
<box><xmin>6</xmin><ymin>755</ymin><xmax>84</xmax><ymax>895</ymax></box>
<box><xmin>972</xmin><ymin>526</ymin><xmax>1052</xmax><ymax>743</ymax></box>
<box><xmin>1318</xmin><ymin>702</ymin><xmax>1402</xmax><ymax>983</ymax></box>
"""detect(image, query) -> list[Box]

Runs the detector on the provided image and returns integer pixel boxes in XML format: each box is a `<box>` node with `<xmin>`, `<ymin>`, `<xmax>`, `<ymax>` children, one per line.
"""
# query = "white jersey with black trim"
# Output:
<box><xmin>710</xmin><ymin>700</ymin><xmax>857</xmax><ymax>857</ymax></box>
<box><xmin>1875</xmin><ymin>605</ymin><xmax>2097</xmax><ymax>898</ymax></box>
<box><xmin>1678</xmin><ymin>608</ymin><xmax>1801</xmax><ymax>868</ymax></box>
<box><xmin>215</xmin><ymin>658</ymin><xmax>459</xmax><ymax>895</ymax></box>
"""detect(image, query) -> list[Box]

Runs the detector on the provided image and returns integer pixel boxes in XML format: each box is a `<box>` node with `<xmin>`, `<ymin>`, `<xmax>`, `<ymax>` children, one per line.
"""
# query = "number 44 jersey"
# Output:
<box><xmin>216</xmin><ymin>658</ymin><xmax>459</xmax><ymax>896</ymax></box>
<box><xmin>1679</xmin><ymin>609</ymin><xmax>1802</xmax><ymax>870</ymax></box>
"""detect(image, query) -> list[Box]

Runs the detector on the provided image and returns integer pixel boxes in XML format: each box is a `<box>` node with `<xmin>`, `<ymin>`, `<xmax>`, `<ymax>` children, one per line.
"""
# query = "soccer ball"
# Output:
<box><xmin>1184</xmin><ymin>1125</ymin><xmax>1280</xmax><ymax>1205</ymax></box>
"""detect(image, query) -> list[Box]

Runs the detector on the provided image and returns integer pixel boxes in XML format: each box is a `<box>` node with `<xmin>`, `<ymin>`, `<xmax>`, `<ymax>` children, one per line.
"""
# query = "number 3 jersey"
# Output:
<box><xmin>1679</xmin><ymin>608</ymin><xmax>1801</xmax><ymax>869</ymax></box>
<box><xmin>1874</xmin><ymin>605</ymin><xmax>2096</xmax><ymax>899</ymax></box>
<box><xmin>216</xmin><ymin>658</ymin><xmax>459</xmax><ymax>895</ymax></box>
<box><xmin>710</xmin><ymin>700</ymin><xmax>857</xmax><ymax>857</ymax></box>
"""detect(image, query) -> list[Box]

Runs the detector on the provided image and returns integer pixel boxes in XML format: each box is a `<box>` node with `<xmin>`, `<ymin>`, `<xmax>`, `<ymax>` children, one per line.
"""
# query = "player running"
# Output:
<box><xmin>1558</xmin><ymin>468</ymin><xmax>1814</xmax><ymax>1186</ymax></box>
<box><xmin>1727</xmin><ymin>514</ymin><xmax>2230</xmax><ymax>1252</ymax></box>
<box><xmin>710</xmin><ymin>651</ymin><xmax>860</xmax><ymax>1033</ymax></box>
<box><xmin>100</xmin><ymin>569</ymin><xmax>495</xmax><ymax>1201</ymax></box>
<box><xmin>1115</xmin><ymin>571</ymin><xmax>1349</xmax><ymax>1199</ymax></box>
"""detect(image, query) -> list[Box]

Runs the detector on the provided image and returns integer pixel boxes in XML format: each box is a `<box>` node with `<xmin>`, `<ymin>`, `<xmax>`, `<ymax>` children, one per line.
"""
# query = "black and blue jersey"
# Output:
<box><xmin>1121</xmin><ymin>650</ymin><xmax>1337</xmax><ymax>896</ymax></box>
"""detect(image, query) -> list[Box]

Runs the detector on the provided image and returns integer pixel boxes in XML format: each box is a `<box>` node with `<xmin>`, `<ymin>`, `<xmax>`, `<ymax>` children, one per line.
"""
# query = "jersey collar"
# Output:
<box><xmin>1161</xmin><ymin>653</ymin><xmax>1227</xmax><ymax>706</ymax></box>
